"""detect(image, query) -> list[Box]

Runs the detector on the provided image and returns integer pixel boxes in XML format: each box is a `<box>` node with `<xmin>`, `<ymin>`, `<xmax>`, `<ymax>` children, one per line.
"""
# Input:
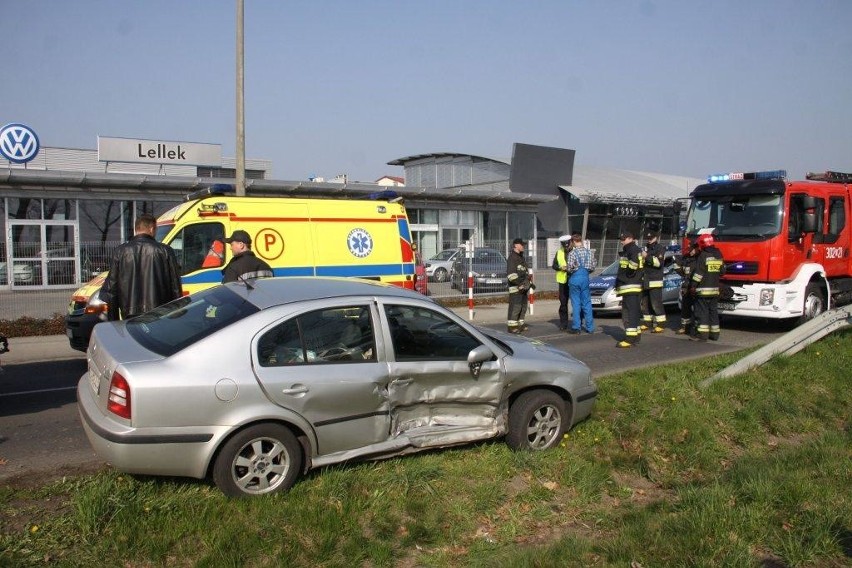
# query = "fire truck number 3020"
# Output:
<box><xmin>824</xmin><ymin>247</ymin><xmax>844</xmax><ymax>259</ymax></box>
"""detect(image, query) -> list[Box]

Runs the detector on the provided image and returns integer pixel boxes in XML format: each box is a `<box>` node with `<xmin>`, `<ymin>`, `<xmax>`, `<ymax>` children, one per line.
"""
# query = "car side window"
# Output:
<box><xmin>384</xmin><ymin>304</ymin><xmax>481</xmax><ymax>361</ymax></box>
<box><xmin>258</xmin><ymin>305</ymin><xmax>376</xmax><ymax>366</ymax></box>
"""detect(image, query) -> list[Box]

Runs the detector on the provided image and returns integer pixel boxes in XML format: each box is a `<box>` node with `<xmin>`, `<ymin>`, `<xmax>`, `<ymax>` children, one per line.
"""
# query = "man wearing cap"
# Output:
<box><xmin>554</xmin><ymin>234</ymin><xmax>573</xmax><ymax>330</ymax></box>
<box><xmin>640</xmin><ymin>230</ymin><xmax>667</xmax><ymax>333</ymax></box>
<box><xmin>506</xmin><ymin>238</ymin><xmax>533</xmax><ymax>334</ymax></box>
<box><xmin>222</xmin><ymin>230</ymin><xmax>274</xmax><ymax>283</ymax></box>
<box><xmin>615</xmin><ymin>231</ymin><xmax>644</xmax><ymax>348</ymax></box>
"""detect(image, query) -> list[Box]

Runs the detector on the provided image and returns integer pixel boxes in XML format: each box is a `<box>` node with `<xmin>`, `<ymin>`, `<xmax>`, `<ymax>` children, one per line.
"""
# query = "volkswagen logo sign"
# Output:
<box><xmin>0</xmin><ymin>123</ymin><xmax>40</xmax><ymax>164</ymax></box>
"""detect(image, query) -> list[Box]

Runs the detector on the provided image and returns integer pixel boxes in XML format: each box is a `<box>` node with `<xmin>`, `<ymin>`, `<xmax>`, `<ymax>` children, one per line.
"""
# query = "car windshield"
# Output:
<box><xmin>600</xmin><ymin>260</ymin><xmax>619</xmax><ymax>276</ymax></box>
<box><xmin>431</xmin><ymin>250</ymin><xmax>457</xmax><ymax>261</ymax></box>
<box><xmin>125</xmin><ymin>286</ymin><xmax>260</xmax><ymax>356</ymax></box>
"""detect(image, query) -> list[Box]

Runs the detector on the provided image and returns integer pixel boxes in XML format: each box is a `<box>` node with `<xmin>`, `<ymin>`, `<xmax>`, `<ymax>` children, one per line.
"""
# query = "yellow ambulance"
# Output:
<box><xmin>65</xmin><ymin>187</ymin><xmax>418</xmax><ymax>350</ymax></box>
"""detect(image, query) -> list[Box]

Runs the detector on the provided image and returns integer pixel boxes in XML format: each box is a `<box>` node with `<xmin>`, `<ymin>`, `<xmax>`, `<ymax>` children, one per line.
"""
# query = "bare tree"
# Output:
<box><xmin>80</xmin><ymin>200</ymin><xmax>123</xmax><ymax>243</ymax></box>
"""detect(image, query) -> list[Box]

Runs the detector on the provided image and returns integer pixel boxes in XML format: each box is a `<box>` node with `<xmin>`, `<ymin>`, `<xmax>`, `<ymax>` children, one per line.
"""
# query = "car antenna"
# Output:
<box><xmin>238</xmin><ymin>275</ymin><xmax>255</xmax><ymax>290</ymax></box>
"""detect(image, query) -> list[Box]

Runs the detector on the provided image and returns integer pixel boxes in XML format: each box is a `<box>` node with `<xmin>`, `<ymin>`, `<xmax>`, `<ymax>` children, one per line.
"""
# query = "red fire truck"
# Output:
<box><xmin>683</xmin><ymin>169</ymin><xmax>852</xmax><ymax>325</ymax></box>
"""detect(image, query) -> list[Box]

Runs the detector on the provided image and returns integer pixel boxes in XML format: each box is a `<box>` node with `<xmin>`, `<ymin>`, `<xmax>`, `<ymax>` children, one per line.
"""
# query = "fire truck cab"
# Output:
<box><xmin>684</xmin><ymin>169</ymin><xmax>852</xmax><ymax>324</ymax></box>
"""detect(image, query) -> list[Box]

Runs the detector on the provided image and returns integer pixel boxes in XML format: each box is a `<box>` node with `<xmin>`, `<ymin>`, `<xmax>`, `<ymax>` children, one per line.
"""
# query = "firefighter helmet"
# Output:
<box><xmin>696</xmin><ymin>233</ymin><xmax>714</xmax><ymax>249</ymax></box>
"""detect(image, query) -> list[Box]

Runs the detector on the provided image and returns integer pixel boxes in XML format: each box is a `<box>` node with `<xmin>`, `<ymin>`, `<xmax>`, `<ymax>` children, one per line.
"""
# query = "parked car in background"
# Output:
<box><xmin>77</xmin><ymin>277</ymin><xmax>597</xmax><ymax>497</ymax></box>
<box><xmin>589</xmin><ymin>250</ymin><xmax>682</xmax><ymax>313</ymax></box>
<box><xmin>425</xmin><ymin>248</ymin><xmax>462</xmax><ymax>282</ymax></box>
<box><xmin>0</xmin><ymin>260</ymin><xmax>34</xmax><ymax>284</ymax></box>
<box><xmin>450</xmin><ymin>247</ymin><xmax>508</xmax><ymax>292</ymax></box>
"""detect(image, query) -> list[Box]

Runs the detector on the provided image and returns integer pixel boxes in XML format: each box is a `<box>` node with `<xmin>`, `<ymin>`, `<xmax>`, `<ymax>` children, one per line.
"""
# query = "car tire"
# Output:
<box><xmin>213</xmin><ymin>423</ymin><xmax>302</xmax><ymax>497</ymax></box>
<box><xmin>434</xmin><ymin>267</ymin><xmax>448</xmax><ymax>283</ymax></box>
<box><xmin>505</xmin><ymin>390</ymin><xmax>566</xmax><ymax>451</ymax></box>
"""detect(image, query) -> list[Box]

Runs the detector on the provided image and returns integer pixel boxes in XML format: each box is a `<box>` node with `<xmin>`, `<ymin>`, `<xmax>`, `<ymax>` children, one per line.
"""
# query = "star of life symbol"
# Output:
<box><xmin>347</xmin><ymin>228</ymin><xmax>373</xmax><ymax>258</ymax></box>
<box><xmin>0</xmin><ymin>123</ymin><xmax>41</xmax><ymax>164</ymax></box>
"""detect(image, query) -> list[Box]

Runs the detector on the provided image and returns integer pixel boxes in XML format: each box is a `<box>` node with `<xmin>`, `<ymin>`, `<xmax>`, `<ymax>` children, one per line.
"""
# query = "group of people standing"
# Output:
<box><xmin>503</xmin><ymin>228</ymin><xmax>724</xmax><ymax>347</ymax></box>
<box><xmin>614</xmin><ymin>230</ymin><xmax>725</xmax><ymax>348</ymax></box>
<box><xmin>555</xmin><ymin>232</ymin><xmax>597</xmax><ymax>334</ymax></box>
<box><xmin>100</xmin><ymin>215</ymin><xmax>273</xmax><ymax>322</ymax></box>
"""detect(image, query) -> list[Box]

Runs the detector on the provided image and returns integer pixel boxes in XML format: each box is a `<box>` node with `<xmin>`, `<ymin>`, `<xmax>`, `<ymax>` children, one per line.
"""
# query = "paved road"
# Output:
<box><xmin>0</xmin><ymin>301</ymin><xmax>786</xmax><ymax>483</ymax></box>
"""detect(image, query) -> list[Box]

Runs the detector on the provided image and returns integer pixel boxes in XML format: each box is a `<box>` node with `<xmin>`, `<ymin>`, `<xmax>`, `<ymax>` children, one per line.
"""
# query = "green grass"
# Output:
<box><xmin>2</xmin><ymin>330</ymin><xmax>850</xmax><ymax>567</ymax></box>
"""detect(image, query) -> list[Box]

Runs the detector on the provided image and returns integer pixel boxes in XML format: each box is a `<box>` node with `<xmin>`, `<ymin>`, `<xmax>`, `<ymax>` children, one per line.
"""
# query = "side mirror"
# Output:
<box><xmin>467</xmin><ymin>344</ymin><xmax>494</xmax><ymax>378</ymax></box>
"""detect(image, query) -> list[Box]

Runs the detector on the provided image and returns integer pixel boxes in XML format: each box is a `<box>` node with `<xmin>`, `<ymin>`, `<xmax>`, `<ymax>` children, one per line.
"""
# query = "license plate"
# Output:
<box><xmin>485</xmin><ymin>279</ymin><xmax>502</xmax><ymax>284</ymax></box>
<box><xmin>718</xmin><ymin>301</ymin><xmax>736</xmax><ymax>311</ymax></box>
<box><xmin>66</xmin><ymin>329</ymin><xmax>73</xmax><ymax>339</ymax></box>
<box><xmin>590</xmin><ymin>297</ymin><xmax>603</xmax><ymax>305</ymax></box>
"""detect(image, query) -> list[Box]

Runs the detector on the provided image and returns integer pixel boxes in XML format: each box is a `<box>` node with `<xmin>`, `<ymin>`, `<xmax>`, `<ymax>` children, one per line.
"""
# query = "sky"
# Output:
<box><xmin>3</xmin><ymin>0</ymin><xmax>852</xmax><ymax>183</ymax></box>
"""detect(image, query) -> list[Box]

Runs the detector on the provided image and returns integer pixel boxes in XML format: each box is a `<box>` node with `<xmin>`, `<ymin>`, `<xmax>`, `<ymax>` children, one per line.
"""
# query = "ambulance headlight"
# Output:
<box><xmin>759</xmin><ymin>288</ymin><xmax>774</xmax><ymax>306</ymax></box>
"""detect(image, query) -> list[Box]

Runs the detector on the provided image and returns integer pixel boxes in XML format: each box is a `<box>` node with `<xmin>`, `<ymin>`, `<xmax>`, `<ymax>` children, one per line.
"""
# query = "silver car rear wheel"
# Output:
<box><xmin>213</xmin><ymin>424</ymin><xmax>302</xmax><ymax>497</ymax></box>
<box><xmin>505</xmin><ymin>390</ymin><xmax>566</xmax><ymax>451</ymax></box>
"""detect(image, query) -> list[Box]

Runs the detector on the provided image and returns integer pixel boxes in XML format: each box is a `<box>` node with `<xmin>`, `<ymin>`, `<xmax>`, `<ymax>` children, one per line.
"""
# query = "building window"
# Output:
<box><xmin>196</xmin><ymin>167</ymin><xmax>266</xmax><ymax>180</ymax></box>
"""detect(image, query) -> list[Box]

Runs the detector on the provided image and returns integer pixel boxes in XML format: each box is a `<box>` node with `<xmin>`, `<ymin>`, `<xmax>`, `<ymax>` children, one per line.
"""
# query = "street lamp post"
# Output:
<box><xmin>235</xmin><ymin>0</ymin><xmax>246</xmax><ymax>196</ymax></box>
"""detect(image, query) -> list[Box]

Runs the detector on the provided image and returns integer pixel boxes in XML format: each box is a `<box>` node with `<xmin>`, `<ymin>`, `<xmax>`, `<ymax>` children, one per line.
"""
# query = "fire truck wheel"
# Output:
<box><xmin>799</xmin><ymin>282</ymin><xmax>825</xmax><ymax>325</ymax></box>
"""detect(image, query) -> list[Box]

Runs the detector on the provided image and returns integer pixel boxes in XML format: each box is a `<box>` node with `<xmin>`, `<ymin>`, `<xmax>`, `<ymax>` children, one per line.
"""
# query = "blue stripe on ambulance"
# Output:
<box><xmin>181</xmin><ymin>263</ymin><xmax>414</xmax><ymax>285</ymax></box>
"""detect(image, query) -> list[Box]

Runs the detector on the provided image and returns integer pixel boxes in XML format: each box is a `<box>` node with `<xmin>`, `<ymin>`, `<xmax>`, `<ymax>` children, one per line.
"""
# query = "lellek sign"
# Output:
<box><xmin>98</xmin><ymin>136</ymin><xmax>221</xmax><ymax>167</ymax></box>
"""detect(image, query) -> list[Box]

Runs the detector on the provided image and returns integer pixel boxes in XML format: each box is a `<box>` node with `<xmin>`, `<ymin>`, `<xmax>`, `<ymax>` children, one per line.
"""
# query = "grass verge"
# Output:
<box><xmin>2</xmin><ymin>330</ymin><xmax>850</xmax><ymax>567</ymax></box>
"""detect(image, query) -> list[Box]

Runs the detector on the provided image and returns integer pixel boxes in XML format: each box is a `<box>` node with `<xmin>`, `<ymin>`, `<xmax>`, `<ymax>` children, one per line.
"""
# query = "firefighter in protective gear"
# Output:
<box><xmin>640</xmin><ymin>230</ymin><xmax>667</xmax><ymax>332</ymax></box>
<box><xmin>507</xmin><ymin>238</ymin><xmax>533</xmax><ymax>333</ymax></box>
<box><xmin>615</xmin><ymin>231</ymin><xmax>644</xmax><ymax>348</ymax></box>
<box><xmin>673</xmin><ymin>240</ymin><xmax>699</xmax><ymax>335</ymax></box>
<box><xmin>689</xmin><ymin>233</ymin><xmax>725</xmax><ymax>341</ymax></box>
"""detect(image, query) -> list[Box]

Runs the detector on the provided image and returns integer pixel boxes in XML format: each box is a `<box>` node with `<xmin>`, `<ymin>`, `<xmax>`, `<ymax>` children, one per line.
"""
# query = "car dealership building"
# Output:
<box><xmin>1</xmin><ymin>124</ymin><xmax>702</xmax><ymax>291</ymax></box>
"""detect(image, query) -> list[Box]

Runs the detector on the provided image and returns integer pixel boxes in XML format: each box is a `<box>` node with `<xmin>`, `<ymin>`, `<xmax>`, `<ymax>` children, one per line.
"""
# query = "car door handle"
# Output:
<box><xmin>281</xmin><ymin>385</ymin><xmax>309</xmax><ymax>395</ymax></box>
<box><xmin>392</xmin><ymin>378</ymin><xmax>413</xmax><ymax>386</ymax></box>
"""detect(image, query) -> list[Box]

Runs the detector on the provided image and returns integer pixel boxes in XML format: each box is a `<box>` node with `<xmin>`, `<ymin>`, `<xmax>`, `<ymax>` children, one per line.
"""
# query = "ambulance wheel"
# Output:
<box><xmin>798</xmin><ymin>282</ymin><xmax>825</xmax><ymax>325</ymax></box>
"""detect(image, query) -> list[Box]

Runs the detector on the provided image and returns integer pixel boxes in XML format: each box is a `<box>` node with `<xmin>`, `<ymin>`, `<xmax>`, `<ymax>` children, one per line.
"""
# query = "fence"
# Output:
<box><xmin>1</xmin><ymin>238</ymin><xmax>625</xmax><ymax>321</ymax></box>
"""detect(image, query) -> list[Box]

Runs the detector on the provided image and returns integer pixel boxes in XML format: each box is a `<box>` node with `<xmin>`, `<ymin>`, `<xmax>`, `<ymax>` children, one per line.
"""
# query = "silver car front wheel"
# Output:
<box><xmin>505</xmin><ymin>390</ymin><xmax>566</xmax><ymax>451</ymax></box>
<box><xmin>213</xmin><ymin>423</ymin><xmax>302</xmax><ymax>497</ymax></box>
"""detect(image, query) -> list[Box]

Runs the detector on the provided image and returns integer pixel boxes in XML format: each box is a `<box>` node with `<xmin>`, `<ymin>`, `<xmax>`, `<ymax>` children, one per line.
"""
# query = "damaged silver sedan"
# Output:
<box><xmin>78</xmin><ymin>277</ymin><xmax>596</xmax><ymax>497</ymax></box>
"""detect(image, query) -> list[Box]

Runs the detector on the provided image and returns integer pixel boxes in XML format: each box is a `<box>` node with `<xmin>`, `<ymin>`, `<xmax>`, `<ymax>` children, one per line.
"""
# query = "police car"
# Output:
<box><xmin>589</xmin><ymin>248</ymin><xmax>682</xmax><ymax>313</ymax></box>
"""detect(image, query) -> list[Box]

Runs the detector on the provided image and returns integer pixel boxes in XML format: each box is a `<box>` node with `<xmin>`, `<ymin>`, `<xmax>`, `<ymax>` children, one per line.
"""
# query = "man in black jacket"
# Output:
<box><xmin>101</xmin><ymin>214</ymin><xmax>182</xmax><ymax>321</ymax></box>
<box><xmin>222</xmin><ymin>230</ymin><xmax>274</xmax><ymax>283</ymax></box>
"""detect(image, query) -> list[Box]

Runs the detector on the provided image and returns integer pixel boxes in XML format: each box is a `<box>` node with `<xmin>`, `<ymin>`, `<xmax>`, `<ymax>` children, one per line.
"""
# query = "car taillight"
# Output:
<box><xmin>107</xmin><ymin>372</ymin><xmax>131</xmax><ymax>420</ymax></box>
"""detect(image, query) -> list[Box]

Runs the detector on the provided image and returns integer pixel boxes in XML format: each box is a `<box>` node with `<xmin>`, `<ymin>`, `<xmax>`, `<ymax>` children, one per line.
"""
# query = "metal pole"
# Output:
<box><xmin>235</xmin><ymin>0</ymin><xmax>246</xmax><ymax>196</ymax></box>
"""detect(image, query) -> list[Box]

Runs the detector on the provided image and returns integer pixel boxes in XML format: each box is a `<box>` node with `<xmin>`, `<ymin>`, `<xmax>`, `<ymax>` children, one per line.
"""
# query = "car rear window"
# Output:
<box><xmin>125</xmin><ymin>286</ymin><xmax>260</xmax><ymax>356</ymax></box>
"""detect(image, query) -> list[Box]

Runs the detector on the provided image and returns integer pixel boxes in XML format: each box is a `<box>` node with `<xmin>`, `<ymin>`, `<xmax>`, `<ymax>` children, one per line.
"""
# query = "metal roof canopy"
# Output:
<box><xmin>561</xmin><ymin>165</ymin><xmax>704</xmax><ymax>207</ymax></box>
<box><xmin>0</xmin><ymin>168</ymin><xmax>554</xmax><ymax>208</ymax></box>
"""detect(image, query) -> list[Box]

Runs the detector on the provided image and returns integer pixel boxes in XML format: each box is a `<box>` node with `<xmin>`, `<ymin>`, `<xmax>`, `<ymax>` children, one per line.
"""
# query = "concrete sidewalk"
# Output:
<box><xmin>1</xmin><ymin>298</ymin><xmax>565</xmax><ymax>366</ymax></box>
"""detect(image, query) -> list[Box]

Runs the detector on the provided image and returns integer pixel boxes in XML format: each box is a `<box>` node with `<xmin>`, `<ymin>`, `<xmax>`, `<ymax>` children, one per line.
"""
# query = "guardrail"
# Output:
<box><xmin>700</xmin><ymin>305</ymin><xmax>852</xmax><ymax>388</ymax></box>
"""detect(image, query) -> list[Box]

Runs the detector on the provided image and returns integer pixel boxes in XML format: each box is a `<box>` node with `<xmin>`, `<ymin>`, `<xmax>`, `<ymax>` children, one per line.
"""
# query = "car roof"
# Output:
<box><xmin>223</xmin><ymin>277</ymin><xmax>431</xmax><ymax>310</ymax></box>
